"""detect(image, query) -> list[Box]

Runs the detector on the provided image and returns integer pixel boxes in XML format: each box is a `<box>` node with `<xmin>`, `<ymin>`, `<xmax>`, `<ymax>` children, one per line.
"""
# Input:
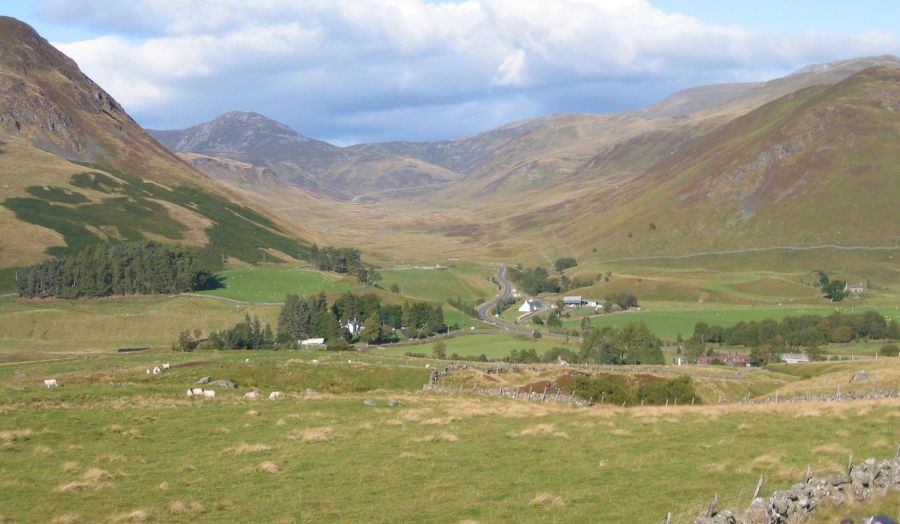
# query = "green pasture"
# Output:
<box><xmin>565</xmin><ymin>305</ymin><xmax>900</xmax><ymax>340</ymax></box>
<box><xmin>379</xmin><ymin>266</ymin><xmax>496</xmax><ymax>303</ymax></box>
<box><xmin>373</xmin><ymin>332</ymin><xmax>573</xmax><ymax>359</ymax></box>
<box><xmin>0</xmin><ymin>350</ymin><xmax>898</xmax><ymax>523</ymax></box>
<box><xmin>198</xmin><ymin>267</ymin><xmax>359</xmax><ymax>303</ymax></box>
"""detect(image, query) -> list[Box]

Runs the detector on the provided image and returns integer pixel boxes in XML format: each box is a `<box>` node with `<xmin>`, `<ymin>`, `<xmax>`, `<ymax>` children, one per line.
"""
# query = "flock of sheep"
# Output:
<box><xmin>44</xmin><ymin>360</ymin><xmax>283</xmax><ymax>401</ymax></box>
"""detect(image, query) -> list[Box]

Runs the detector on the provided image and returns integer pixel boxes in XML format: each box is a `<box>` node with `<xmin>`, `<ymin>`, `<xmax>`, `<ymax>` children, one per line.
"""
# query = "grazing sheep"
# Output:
<box><xmin>187</xmin><ymin>388</ymin><xmax>205</xmax><ymax>398</ymax></box>
<box><xmin>43</xmin><ymin>378</ymin><xmax>58</xmax><ymax>388</ymax></box>
<box><xmin>244</xmin><ymin>358</ymin><xmax>250</xmax><ymax>363</ymax></box>
<box><xmin>146</xmin><ymin>369</ymin><xmax>151</xmax><ymax>375</ymax></box>
<box><xmin>243</xmin><ymin>391</ymin><xmax>262</xmax><ymax>400</ymax></box>
<box><xmin>202</xmin><ymin>390</ymin><xmax>216</xmax><ymax>400</ymax></box>
<box><xmin>268</xmin><ymin>391</ymin><xmax>282</xmax><ymax>400</ymax></box>
<box><xmin>152</xmin><ymin>366</ymin><xmax>161</xmax><ymax>375</ymax></box>
<box><xmin>162</xmin><ymin>363</ymin><xmax>170</xmax><ymax>370</ymax></box>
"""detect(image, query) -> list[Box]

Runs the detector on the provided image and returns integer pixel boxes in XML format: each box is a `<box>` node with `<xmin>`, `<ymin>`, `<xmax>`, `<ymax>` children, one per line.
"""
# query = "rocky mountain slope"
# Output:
<box><xmin>0</xmin><ymin>17</ymin><xmax>318</xmax><ymax>284</ymax></box>
<box><xmin>150</xmin><ymin>111</ymin><xmax>462</xmax><ymax>200</ymax></box>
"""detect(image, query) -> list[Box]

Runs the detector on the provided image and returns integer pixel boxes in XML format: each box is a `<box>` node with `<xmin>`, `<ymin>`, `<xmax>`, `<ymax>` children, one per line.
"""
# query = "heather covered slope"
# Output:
<box><xmin>0</xmin><ymin>17</ymin><xmax>319</xmax><ymax>281</ymax></box>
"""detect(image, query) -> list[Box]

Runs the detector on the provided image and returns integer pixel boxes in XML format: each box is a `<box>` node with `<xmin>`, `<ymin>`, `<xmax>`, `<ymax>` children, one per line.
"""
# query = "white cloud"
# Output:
<box><xmin>41</xmin><ymin>0</ymin><xmax>900</xmax><ymax>142</ymax></box>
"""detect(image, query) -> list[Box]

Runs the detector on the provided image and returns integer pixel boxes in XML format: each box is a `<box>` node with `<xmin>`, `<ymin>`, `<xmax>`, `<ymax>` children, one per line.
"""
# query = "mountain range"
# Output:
<box><xmin>1</xmin><ymin>14</ymin><xmax>898</xmax><ymax>281</ymax></box>
<box><xmin>150</xmin><ymin>55</ymin><xmax>900</xmax><ymax>266</ymax></box>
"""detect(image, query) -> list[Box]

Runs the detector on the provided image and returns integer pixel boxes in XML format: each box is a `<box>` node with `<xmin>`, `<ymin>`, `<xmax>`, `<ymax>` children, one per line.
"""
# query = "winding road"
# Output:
<box><xmin>477</xmin><ymin>265</ymin><xmax>535</xmax><ymax>335</ymax></box>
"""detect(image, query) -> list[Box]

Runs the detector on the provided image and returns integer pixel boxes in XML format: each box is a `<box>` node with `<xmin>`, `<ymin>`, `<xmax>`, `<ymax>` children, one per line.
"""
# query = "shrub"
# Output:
<box><xmin>881</xmin><ymin>343</ymin><xmax>900</xmax><ymax>357</ymax></box>
<box><xmin>573</xmin><ymin>375</ymin><xmax>633</xmax><ymax>405</ymax></box>
<box><xmin>637</xmin><ymin>376</ymin><xmax>698</xmax><ymax>405</ymax></box>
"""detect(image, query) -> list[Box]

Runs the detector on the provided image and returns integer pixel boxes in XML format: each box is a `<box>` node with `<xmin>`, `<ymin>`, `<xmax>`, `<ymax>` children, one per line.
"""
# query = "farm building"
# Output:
<box><xmin>300</xmin><ymin>338</ymin><xmax>325</xmax><ymax>348</ymax></box>
<box><xmin>697</xmin><ymin>354</ymin><xmax>751</xmax><ymax>367</ymax></box>
<box><xmin>780</xmin><ymin>353</ymin><xmax>810</xmax><ymax>364</ymax></box>
<box><xmin>563</xmin><ymin>296</ymin><xmax>585</xmax><ymax>307</ymax></box>
<box><xmin>518</xmin><ymin>299</ymin><xmax>546</xmax><ymax>313</ymax></box>
<box><xmin>844</xmin><ymin>282</ymin><xmax>864</xmax><ymax>294</ymax></box>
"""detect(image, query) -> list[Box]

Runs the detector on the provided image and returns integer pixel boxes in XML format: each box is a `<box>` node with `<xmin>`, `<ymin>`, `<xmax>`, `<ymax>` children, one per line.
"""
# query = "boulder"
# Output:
<box><xmin>196</xmin><ymin>376</ymin><xmax>211</xmax><ymax>384</ymax></box>
<box><xmin>363</xmin><ymin>398</ymin><xmax>377</xmax><ymax>406</ymax></box>
<box><xmin>742</xmin><ymin>498</ymin><xmax>771</xmax><ymax>524</ymax></box>
<box><xmin>210</xmin><ymin>379</ymin><xmax>238</xmax><ymax>389</ymax></box>
<box><xmin>850</xmin><ymin>369</ymin><xmax>870</xmax><ymax>384</ymax></box>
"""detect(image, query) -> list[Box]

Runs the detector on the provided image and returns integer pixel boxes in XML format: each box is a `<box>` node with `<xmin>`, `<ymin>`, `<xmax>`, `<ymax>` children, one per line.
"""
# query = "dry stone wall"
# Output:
<box><xmin>694</xmin><ymin>455</ymin><xmax>900</xmax><ymax>524</ymax></box>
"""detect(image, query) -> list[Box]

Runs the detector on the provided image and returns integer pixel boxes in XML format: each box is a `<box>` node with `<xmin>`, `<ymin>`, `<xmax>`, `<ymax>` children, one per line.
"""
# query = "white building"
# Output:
<box><xmin>780</xmin><ymin>353</ymin><xmax>810</xmax><ymax>364</ymax></box>
<box><xmin>518</xmin><ymin>299</ymin><xmax>545</xmax><ymax>313</ymax></box>
<box><xmin>300</xmin><ymin>338</ymin><xmax>325</xmax><ymax>348</ymax></box>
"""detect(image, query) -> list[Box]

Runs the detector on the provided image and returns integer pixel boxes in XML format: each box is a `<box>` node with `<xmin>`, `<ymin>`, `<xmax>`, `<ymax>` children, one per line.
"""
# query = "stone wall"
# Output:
<box><xmin>694</xmin><ymin>455</ymin><xmax>900</xmax><ymax>524</ymax></box>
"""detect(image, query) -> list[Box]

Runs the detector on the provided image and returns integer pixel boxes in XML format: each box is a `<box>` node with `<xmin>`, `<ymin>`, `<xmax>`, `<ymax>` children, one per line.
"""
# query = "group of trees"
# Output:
<box><xmin>508</xmin><ymin>261</ymin><xmax>597</xmax><ymax>296</ymax></box>
<box><xmin>173</xmin><ymin>315</ymin><xmax>275</xmax><ymax>351</ymax></box>
<box><xmin>16</xmin><ymin>242</ymin><xmax>215</xmax><ymax>298</ymax></box>
<box><xmin>579</xmin><ymin>321</ymin><xmax>665</xmax><ymax>365</ymax></box>
<box><xmin>507</xmin><ymin>266</ymin><xmax>561</xmax><ymax>295</ymax></box>
<box><xmin>681</xmin><ymin>311</ymin><xmax>899</xmax><ymax>365</ymax></box>
<box><xmin>692</xmin><ymin>311</ymin><xmax>897</xmax><ymax>349</ymax></box>
<box><xmin>310</xmin><ymin>245</ymin><xmax>378</xmax><ymax>285</ymax></box>
<box><xmin>572</xmin><ymin>374</ymin><xmax>697</xmax><ymax>406</ymax></box>
<box><xmin>277</xmin><ymin>292</ymin><xmax>446</xmax><ymax>346</ymax></box>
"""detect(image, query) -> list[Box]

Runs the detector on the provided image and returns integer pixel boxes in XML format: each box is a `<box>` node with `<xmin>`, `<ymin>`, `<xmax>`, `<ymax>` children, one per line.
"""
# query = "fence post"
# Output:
<box><xmin>706</xmin><ymin>493</ymin><xmax>718</xmax><ymax>517</ymax></box>
<box><xmin>664</xmin><ymin>512</ymin><xmax>672</xmax><ymax>524</ymax></box>
<box><xmin>541</xmin><ymin>387</ymin><xmax>548</xmax><ymax>402</ymax></box>
<box><xmin>804</xmin><ymin>465</ymin><xmax>812</xmax><ymax>483</ymax></box>
<box><xmin>847</xmin><ymin>453</ymin><xmax>853</xmax><ymax>474</ymax></box>
<box><xmin>753</xmin><ymin>475</ymin><xmax>765</xmax><ymax>499</ymax></box>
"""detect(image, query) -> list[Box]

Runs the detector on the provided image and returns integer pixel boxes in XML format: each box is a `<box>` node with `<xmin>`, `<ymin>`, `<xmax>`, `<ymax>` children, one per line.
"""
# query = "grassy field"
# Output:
<box><xmin>1</xmin><ymin>350</ymin><xmax>899</xmax><ymax>523</ymax></box>
<box><xmin>0</xmin><ymin>295</ymin><xmax>281</xmax><ymax>352</ymax></box>
<box><xmin>379</xmin><ymin>266</ymin><xmax>496</xmax><ymax>303</ymax></box>
<box><xmin>564</xmin><ymin>304</ymin><xmax>900</xmax><ymax>340</ymax></box>
<box><xmin>197</xmin><ymin>267</ymin><xmax>360</xmax><ymax>303</ymax></box>
<box><xmin>372</xmin><ymin>333</ymin><xmax>573</xmax><ymax>359</ymax></box>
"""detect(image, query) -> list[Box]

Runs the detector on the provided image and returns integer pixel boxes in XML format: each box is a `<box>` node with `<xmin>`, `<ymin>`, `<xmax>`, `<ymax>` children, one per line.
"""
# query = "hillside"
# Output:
<box><xmin>150</xmin><ymin>111</ymin><xmax>463</xmax><ymax>201</ymax></box>
<box><xmin>0</xmin><ymin>17</ymin><xmax>319</xmax><ymax>286</ymax></box>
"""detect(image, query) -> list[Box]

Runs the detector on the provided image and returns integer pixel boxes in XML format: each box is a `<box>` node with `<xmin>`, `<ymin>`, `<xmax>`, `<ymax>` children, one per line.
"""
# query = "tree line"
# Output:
<box><xmin>277</xmin><ymin>292</ymin><xmax>445</xmax><ymax>347</ymax></box>
<box><xmin>16</xmin><ymin>241</ymin><xmax>215</xmax><ymax>298</ymax></box>
<box><xmin>682</xmin><ymin>310</ymin><xmax>899</xmax><ymax>365</ymax></box>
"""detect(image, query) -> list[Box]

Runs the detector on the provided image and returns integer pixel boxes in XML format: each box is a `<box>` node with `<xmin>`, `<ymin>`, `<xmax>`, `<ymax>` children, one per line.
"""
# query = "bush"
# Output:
<box><xmin>541</xmin><ymin>347</ymin><xmax>580</xmax><ymax>364</ymax></box>
<box><xmin>637</xmin><ymin>376</ymin><xmax>698</xmax><ymax>405</ymax></box>
<box><xmin>554</xmin><ymin>257</ymin><xmax>577</xmax><ymax>272</ymax></box>
<box><xmin>881</xmin><ymin>343</ymin><xmax>900</xmax><ymax>357</ymax></box>
<box><xmin>573</xmin><ymin>375</ymin><xmax>633</xmax><ymax>405</ymax></box>
<box><xmin>326</xmin><ymin>339</ymin><xmax>350</xmax><ymax>351</ymax></box>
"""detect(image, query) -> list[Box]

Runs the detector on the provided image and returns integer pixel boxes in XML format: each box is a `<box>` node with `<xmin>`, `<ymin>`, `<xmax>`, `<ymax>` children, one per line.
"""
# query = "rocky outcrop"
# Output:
<box><xmin>695</xmin><ymin>456</ymin><xmax>900</xmax><ymax>524</ymax></box>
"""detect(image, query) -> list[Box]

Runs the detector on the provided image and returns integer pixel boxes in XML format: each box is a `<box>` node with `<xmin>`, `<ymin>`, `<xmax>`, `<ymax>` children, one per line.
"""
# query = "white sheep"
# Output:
<box><xmin>162</xmin><ymin>363</ymin><xmax>170</xmax><ymax>370</ymax></box>
<box><xmin>202</xmin><ymin>389</ymin><xmax>216</xmax><ymax>400</ymax></box>
<box><xmin>243</xmin><ymin>391</ymin><xmax>262</xmax><ymax>400</ymax></box>
<box><xmin>268</xmin><ymin>391</ymin><xmax>283</xmax><ymax>400</ymax></box>
<box><xmin>187</xmin><ymin>388</ymin><xmax>205</xmax><ymax>398</ymax></box>
<box><xmin>152</xmin><ymin>366</ymin><xmax>161</xmax><ymax>375</ymax></box>
<box><xmin>43</xmin><ymin>378</ymin><xmax>58</xmax><ymax>388</ymax></box>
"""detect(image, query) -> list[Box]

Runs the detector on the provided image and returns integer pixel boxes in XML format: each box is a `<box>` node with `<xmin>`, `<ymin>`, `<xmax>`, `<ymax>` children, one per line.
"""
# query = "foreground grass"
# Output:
<box><xmin>1</xmin><ymin>352</ymin><xmax>899</xmax><ymax>522</ymax></box>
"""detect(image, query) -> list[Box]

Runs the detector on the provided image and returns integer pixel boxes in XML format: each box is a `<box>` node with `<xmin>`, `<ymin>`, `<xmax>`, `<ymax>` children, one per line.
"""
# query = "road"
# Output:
<box><xmin>477</xmin><ymin>265</ymin><xmax>534</xmax><ymax>335</ymax></box>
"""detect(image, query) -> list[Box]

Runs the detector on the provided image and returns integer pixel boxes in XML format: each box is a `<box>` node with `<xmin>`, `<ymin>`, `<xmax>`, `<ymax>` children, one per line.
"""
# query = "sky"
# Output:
<box><xmin>4</xmin><ymin>0</ymin><xmax>900</xmax><ymax>144</ymax></box>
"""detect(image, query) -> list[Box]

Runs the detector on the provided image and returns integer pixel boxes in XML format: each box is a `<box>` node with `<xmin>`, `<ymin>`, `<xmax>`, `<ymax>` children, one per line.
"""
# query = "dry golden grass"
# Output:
<box><xmin>50</xmin><ymin>513</ymin><xmax>81</xmax><ymax>524</ymax></box>
<box><xmin>287</xmin><ymin>427</ymin><xmax>334</xmax><ymax>443</ymax></box>
<box><xmin>111</xmin><ymin>509</ymin><xmax>150</xmax><ymax>523</ymax></box>
<box><xmin>516</xmin><ymin>423</ymin><xmax>569</xmax><ymax>439</ymax></box>
<box><xmin>224</xmin><ymin>442</ymin><xmax>271</xmax><ymax>455</ymax></box>
<box><xmin>813</xmin><ymin>443</ymin><xmax>849</xmax><ymax>455</ymax></box>
<box><xmin>82</xmin><ymin>468</ymin><xmax>113</xmax><ymax>482</ymax></box>
<box><xmin>245</xmin><ymin>410</ymin><xmax>260</xmax><ymax>417</ymax></box>
<box><xmin>611</xmin><ymin>428</ymin><xmax>633</xmax><ymax>436</ymax></box>
<box><xmin>56</xmin><ymin>481</ymin><xmax>95</xmax><ymax>493</ymax></box>
<box><xmin>258</xmin><ymin>461</ymin><xmax>280</xmax><ymax>474</ymax></box>
<box><xmin>33</xmin><ymin>444</ymin><xmax>53</xmax><ymax>456</ymax></box>
<box><xmin>61</xmin><ymin>461</ymin><xmax>79</xmax><ymax>472</ymax></box>
<box><xmin>529</xmin><ymin>493</ymin><xmax>566</xmax><ymax>508</ymax></box>
<box><xmin>96</xmin><ymin>453</ymin><xmax>127</xmax><ymax>463</ymax></box>
<box><xmin>414</xmin><ymin>432</ymin><xmax>459</xmax><ymax>443</ymax></box>
<box><xmin>167</xmin><ymin>499</ymin><xmax>206</xmax><ymax>515</ymax></box>
<box><xmin>0</xmin><ymin>429</ymin><xmax>33</xmax><ymax>442</ymax></box>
